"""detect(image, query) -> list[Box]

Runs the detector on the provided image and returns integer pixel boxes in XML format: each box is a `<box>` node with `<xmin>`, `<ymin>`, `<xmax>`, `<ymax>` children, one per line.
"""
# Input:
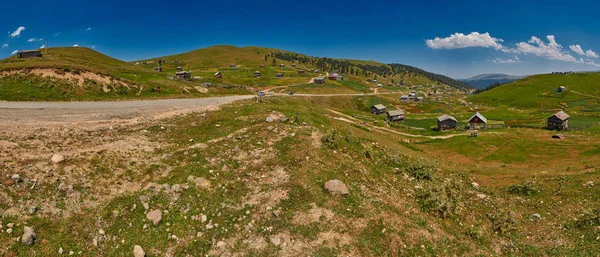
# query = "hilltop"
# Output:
<box><xmin>459</xmin><ymin>73</ymin><xmax>527</xmax><ymax>89</ymax></box>
<box><xmin>468</xmin><ymin>72</ymin><xmax>600</xmax><ymax>109</ymax></box>
<box><xmin>0</xmin><ymin>46</ymin><xmax>472</xmax><ymax>101</ymax></box>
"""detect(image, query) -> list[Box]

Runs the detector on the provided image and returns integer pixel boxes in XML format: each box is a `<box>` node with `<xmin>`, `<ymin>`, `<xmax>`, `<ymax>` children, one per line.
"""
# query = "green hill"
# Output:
<box><xmin>469</xmin><ymin>72</ymin><xmax>600</xmax><ymax>110</ymax></box>
<box><xmin>140</xmin><ymin>45</ymin><xmax>474</xmax><ymax>91</ymax></box>
<box><xmin>0</xmin><ymin>47</ymin><xmax>249</xmax><ymax>101</ymax></box>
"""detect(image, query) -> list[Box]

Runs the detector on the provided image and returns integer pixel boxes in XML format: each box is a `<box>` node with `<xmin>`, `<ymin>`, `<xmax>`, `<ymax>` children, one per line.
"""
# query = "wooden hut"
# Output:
<box><xmin>371</xmin><ymin>104</ymin><xmax>387</xmax><ymax>115</ymax></box>
<box><xmin>17</xmin><ymin>50</ymin><xmax>43</xmax><ymax>58</ymax></box>
<box><xmin>547</xmin><ymin>111</ymin><xmax>569</xmax><ymax>130</ymax></box>
<box><xmin>176</xmin><ymin>71</ymin><xmax>191</xmax><ymax>79</ymax></box>
<box><xmin>153</xmin><ymin>67</ymin><xmax>162</xmax><ymax>72</ymax></box>
<box><xmin>400</xmin><ymin>95</ymin><xmax>409</xmax><ymax>102</ymax></box>
<box><xmin>176</xmin><ymin>66</ymin><xmax>183</xmax><ymax>72</ymax></box>
<box><xmin>386</xmin><ymin>110</ymin><xmax>405</xmax><ymax>122</ymax></box>
<box><xmin>467</xmin><ymin>112</ymin><xmax>487</xmax><ymax>129</ymax></box>
<box><xmin>328</xmin><ymin>73</ymin><xmax>339</xmax><ymax>81</ymax></box>
<box><xmin>276</xmin><ymin>73</ymin><xmax>284</xmax><ymax>79</ymax></box>
<box><xmin>558</xmin><ymin>86</ymin><xmax>566</xmax><ymax>92</ymax></box>
<box><xmin>314</xmin><ymin>77</ymin><xmax>325</xmax><ymax>84</ymax></box>
<box><xmin>298</xmin><ymin>70</ymin><xmax>305</xmax><ymax>74</ymax></box>
<box><xmin>214</xmin><ymin>72</ymin><xmax>222</xmax><ymax>78</ymax></box>
<box><xmin>437</xmin><ymin>115</ymin><xmax>457</xmax><ymax>131</ymax></box>
<box><xmin>253</xmin><ymin>71</ymin><xmax>262</xmax><ymax>78</ymax></box>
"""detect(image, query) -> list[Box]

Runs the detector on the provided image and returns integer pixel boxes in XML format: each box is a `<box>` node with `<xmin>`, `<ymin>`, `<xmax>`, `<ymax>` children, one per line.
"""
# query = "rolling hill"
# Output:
<box><xmin>0</xmin><ymin>45</ymin><xmax>473</xmax><ymax>101</ymax></box>
<box><xmin>468</xmin><ymin>72</ymin><xmax>600</xmax><ymax>109</ymax></box>
<box><xmin>139</xmin><ymin>45</ymin><xmax>474</xmax><ymax>91</ymax></box>
<box><xmin>459</xmin><ymin>73</ymin><xmax>527</xmax><ymax>89</ymax></box>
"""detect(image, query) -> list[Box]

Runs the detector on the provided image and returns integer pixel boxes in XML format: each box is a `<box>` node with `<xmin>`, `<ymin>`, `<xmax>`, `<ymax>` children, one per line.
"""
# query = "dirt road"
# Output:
<box><xmin>0</xmin><ymin>95</ymin><xmax>254</xmax><ymax>124</ymax></box>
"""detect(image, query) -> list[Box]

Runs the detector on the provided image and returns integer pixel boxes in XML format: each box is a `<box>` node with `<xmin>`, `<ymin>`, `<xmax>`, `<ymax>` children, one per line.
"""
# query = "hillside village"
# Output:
<box><xmin>1</xmin><ymin>45</ymin><xmax>600</xmax><ymax>256</ymax></box>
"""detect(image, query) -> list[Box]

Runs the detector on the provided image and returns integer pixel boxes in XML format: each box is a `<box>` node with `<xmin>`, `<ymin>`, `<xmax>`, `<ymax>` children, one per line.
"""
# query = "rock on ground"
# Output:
<box><xmin>134</xmin><ymin>245</ymin><xmax>146</xmax><ymax>257</ymax></box>
<box><xmin>324</xmin><ymin>180</ymin><xmax>349</xmax><ymax>195</ymax></box>
<box><xmin>21</xmin><ymin>226</ymin><xmax>36</xmax><ymax>246</ymax></box>
<box><xmin>51</xmin><ymin>154</ymin><xmax>65</xmax><ymax>164</ymax></box>
<box><xmin>146</xmin><ymin>210</ymin><xmax>162</xmax><ymax>225</ymax></box>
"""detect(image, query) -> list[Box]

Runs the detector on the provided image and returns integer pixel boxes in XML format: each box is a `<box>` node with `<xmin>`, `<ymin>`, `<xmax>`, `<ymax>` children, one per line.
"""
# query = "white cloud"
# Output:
<box><xmin>9</xmin><ymin>26</ymin><xmax>25</xmax><ymax>38</ymax></box>
<box><xmin>27</xmin><ymin>38</ymin><xmax>42</xmax><ymax>42</ymax></box>
<box><xmin>73</xmin><ymin>44</ymin><xmax>79</xmax><ymax>47</ymax></box>
<box><xmin>86</xmin><ymin>27</ymin><xmax>92</xmax><ymax>31</ymax></box>
<box><xmin>92</xmin><ymin>45</ymin><xmax>95</xmax><ymax>49</ymax></box>
<box><xmin>54</xmin><ymin>32</ymin><xmax>60</xmax><ymax>36</ymax></box>
<box><xmin>569</xmin><ymin>44</ymin><xmax>598</xmax><ymax>58</ymax></box>
<box><xmin>492</xmin><ymin>56</ymin><xmax>521</xmax><ymax>64</ymax></box>
<box><xmin>2</xmin><ymin>43</ymin><xmax>7</xmax><ymax>48</ymax></box>
<box><xmin>11</xmin><ymin>49</ymin><xmax>19</xmax><ymax>55</ymax></box>
<box><xmin>426</xmin><ymin>32</ymin><xmax>504</xmax><ymax>50</ymax></box>
<box><xmin>513</xmin><ymin>35</ymin><xmax>579</xmax><ymax>63</ymax></box>
<box><xmin>40</xmin><ymin>45</ymin><xmax>45</xmax><ymax>49</ymax></box>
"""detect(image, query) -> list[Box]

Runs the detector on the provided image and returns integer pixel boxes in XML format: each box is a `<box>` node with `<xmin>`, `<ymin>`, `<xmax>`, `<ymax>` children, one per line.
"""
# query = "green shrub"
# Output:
<box><xmin>417</xmin><ymin>179</ymin><xmax>463</xmax><ymax>218</ymax></box>
<box><xmin>321</xmin><ymin>129</ymin><xmax>341</xmax><ymax>149</ymax></box>
<box><xmin>487</xmin><ymin>210</ymin><xmax>516</xmax><ymax>236</ymax></box>
<box><xmin>405</xmin><ymin>162</ymin><xmax>434</xmax><ymax>180</ymax></box>
<box><xmin>574</xmin><ymin>208</ymin><xmax>600</xmax><ymax>228</ymax></box>
<box><xmin>506</xmin><ymin>178</ymin><xmax>540</xmax><ymax>196</ymax></box>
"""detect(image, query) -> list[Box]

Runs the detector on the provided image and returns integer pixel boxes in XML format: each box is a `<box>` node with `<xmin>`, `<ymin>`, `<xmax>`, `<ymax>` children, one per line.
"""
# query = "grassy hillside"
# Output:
<box><xmin>141</xmin><ymin>45</ymin><xmax>473</xmax><ymax>92</ymax></box>
<box><xmin>469</xmin><ymin>72</ymin><xmax>600</xmax><ymax>110</ymax></box>
<box><xmin>0</xmin><ymin>47</ymin><xmax>251</xmax><ymax>101</ymax></box>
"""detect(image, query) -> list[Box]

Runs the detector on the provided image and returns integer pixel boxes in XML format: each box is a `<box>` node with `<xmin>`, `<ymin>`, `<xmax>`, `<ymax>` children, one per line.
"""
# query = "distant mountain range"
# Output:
<box><xmin>459</xmin><ymin>73</ymin><xmax>527</xmax><ymax>89</ymax></box>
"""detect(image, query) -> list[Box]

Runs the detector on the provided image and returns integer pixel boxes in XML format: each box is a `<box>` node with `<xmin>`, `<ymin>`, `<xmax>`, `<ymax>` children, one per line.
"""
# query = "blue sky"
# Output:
<box><xmin>2</xmin><ymin>0</ymin><xmax>600</xmax><ymax>78</ymax></box>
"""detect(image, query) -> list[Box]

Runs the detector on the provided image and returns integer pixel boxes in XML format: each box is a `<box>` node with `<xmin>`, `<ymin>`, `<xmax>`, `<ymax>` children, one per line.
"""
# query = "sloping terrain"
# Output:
<box><xmin>0</xmin><ymin>47</ymin><xmax>251</xmax><ymax>101</ymax></box>
<box><xmin>1</xmin><ymin>95</ymin><xmax>599</xmax><ymax>256</ymax></box>
<box><xmin>469</xmin><ymin>72</ymin><xmax>600</xmax><ymax>109</ymax></box>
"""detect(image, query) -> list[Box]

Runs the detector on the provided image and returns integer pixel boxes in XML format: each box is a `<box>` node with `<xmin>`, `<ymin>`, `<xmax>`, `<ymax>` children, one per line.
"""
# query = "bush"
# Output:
<box><xmin>417</xmin><ymin>179</ymin><xmax>463</xmax><ymax>218</ymax></box>
<box><xmin>506</xmin><ymin>178</ymin><xmax>540</xmax><ymax>196</ymax></box>
<box><xmin>487</xmin><ymin>210</ymin><xmax>516</xmax><ymax>236</ymax></box>
<box><xmin>321</xmin><ymin>129</ymin><xmax>341</xmax><ymax>149</ymax></box>
<box><xmin>574</xmin><ymin>208</ymin><xmax>600</xmax><ymax>228</ymax></box>
<box><xmin>405</xmin><ymin>162</ymin><xmax>434</xmax><ymax>180</ymax></box>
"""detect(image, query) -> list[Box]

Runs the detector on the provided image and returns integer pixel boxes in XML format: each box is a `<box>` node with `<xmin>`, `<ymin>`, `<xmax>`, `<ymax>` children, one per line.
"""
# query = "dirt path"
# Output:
<box><xmin>0</xmin><ymin>95</ymin><xmax>254</xmax><ymax>125</ymax></box>
<box><xmin>570</xmin><ymin>90</ymin><xmax>599</xmax><ymax>99</ymax></box>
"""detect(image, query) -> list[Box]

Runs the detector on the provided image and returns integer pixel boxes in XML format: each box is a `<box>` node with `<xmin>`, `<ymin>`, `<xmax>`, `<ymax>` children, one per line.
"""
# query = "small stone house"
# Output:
<box><xmin>229</xmin><ymin>64</ymin><xmax>236</xmax><ymax>68</ymax></box>
<box><xmin>314</xmin><ymin>77</ymin><xmax>325</xmax><ymax>84</ymax></box>
<box><xmin>558</xmin><ymin>86</ymin><xmax>566</xmax><ymax>92</ymax></box>
<box><xmin>176</xmin><ymin>71</ymin><xmax>191</xmax><ymax>79</ymax></box>
<box><xmin>214</xmin><ymin>72</ymin><xmax>222</xmax><ymax>78</ymax></box>
<box><xmin>416</xmin><ymin>97</ymin><xmax>424</xmax><ymax>102</ymax></box>
<box><xmin>260</xmin><ymin>64</ymin><xmax>265</xmax><ymax>68</ymax></box>
<box><xmin>400</xmin><ymin>95</ymin><xmax>409</xmax><ymax>102</ymax></box>
<box><xmin>437</xmin><ymin>115</ymin><xmax>457</xmax><ymax>131</ymax></box>
<box><xmin>467</xmin><ymin>112</ymin><xmax>487</xmax><ymax>129</ymax></box>
<box><xmin>176</xmin><ymin>66</ymin><xmax>183</xmax><ymax>72</ymax></box>
<box><xmin>280</xmin><ymin>64</ymin><xmax>285</xmax><ymax>67</ymax></box>
<box><xmin>276</xmin><ymin>73</ymin><xmax>284</xmax><ymax>79</ymax></box>
<box><xmin>547</xmin><ymin>111</ymin><xmax>569</xmax><ymax>130</ymax></box>
<box><xmin>17</xmin><ymin>50</ymin><xmax>43</xmax><ymax>58</ymax></box>
<box><xmin>328</xmin><ymin>73</ymin><xmax>339</xmax><ymax>81</ymax></box>
<box><xmin>387</xmin><ymin>110</ymin><xmax>405</xmax><ymax>122</ymax></box>
<box><xmin>371</xmin><ymin>104</ymin><xmax>387</xmax><ymax>115</ymax></box>
<box><xmin>253</xmin><ymin>71</ymin><xmax>262</xmax><ymax>78</ymax></box>
<box><xmin>298</xmin><ymin>70</ymin><xmax>305</xmax><ymax>74</ymax></box>
<box><xmin>153</xmin><ymin>67</ymin><xmax>162</xmax><ymax>72</ymax></box>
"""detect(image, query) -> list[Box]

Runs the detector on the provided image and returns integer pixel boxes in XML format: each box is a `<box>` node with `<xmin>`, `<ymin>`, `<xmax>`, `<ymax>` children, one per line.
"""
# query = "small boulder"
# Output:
<box><xmin>270</xmin><ymin>236</ymin><xmax>281</xmax><ymax>246</ymax></box>
<box><xmin>11</xmin><ymin>174</ymin><xmax>21</xmax><ymax>183</ymax></box>
<box><xmin>533</xmin><ymin>213</ymin><xmax>541</xmax><ymax>220</ymax></box>
<box><xmin>216</xmin><ymin>241</ymin><xmax>227</xmax><ymax>247</ymax></box>
<box><xmin>266</xmin><ymin>117</ymin><xmax>274</xmax><ymax>123</ymax></box>
<box><xmin>134</xmin><ymin>245</ymin><xmax>146</xmax><ymax>257</ymax></box>
<box><xmin>146</xmin><ymin>210</ymin><xmax>162</xmax><ymax>225</ymax></box>
<box><xmin>471</xmin><ymin>182</ymin><xmax>480</xmax><ymax>188</ymax></box>
<box><xmin>324</xmin><ymin>180</ymin><xmax>349</xmax><ymax>195</ymax></box>
<box><xmin>51</xmin><ymin>154</ymin><xmax>65</xmax><ymax>164</ymax></box>
<box><xmin>21</xmin><ymin>226</ymin><xmax>36</xmax><ymax>246</ymax></box>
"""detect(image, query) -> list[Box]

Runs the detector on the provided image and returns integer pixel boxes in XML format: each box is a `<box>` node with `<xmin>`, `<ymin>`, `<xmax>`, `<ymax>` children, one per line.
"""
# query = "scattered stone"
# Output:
<box><xmin>162</xmin><ymin>184</ymin><xmax>171</xmax><ymax>191</ymax></box>
<box><xmin>7</xmin><ymin>223</ymin><xmax>14</xmax><ymax>229</ymax></box>
<box><xmin>98</xmin><ymin>229</ymin><xmax>105</xmax><ymax>235</ymax></box>
<box><xmin>585</xmin><ymin>181</ymin><xmax>594</xmax><ymax>187</ymax></box>
<box><xmin>533</xmin><ymin>213</ymin><xmax>541</xmax><ymax>220</ymax></box>
<box><xmin>171</xmin><ymin>184</ymin><xmax>182</xmax><ymax>193</ymax></box>
<box><xmin>222</xmin><ymin>165</ymin><xmax>230</xmax><ymax>172</ymax></box>
<box><xmin>160</xmin><ymin>126</ymin><xmax>165</xmax><ymax>130</ymax></box>
<box><xmin>414</xmin><ymin>185</ymin><xmax>422</xmax><ymax>190</ymax></box>
<box><xmin>143</xmin><ymin>203</ymin><xmax>149</xmax><ymax>210</ymax></box>
<box><xmin>28</xmin><ymin>206</ymin><xmax>37</xmax><ymax>214</ymax></box>
<box><xmin>302</xmin><ymin>122</ymin><xmax>308</xmax><ymax>126</ymax></box>
<box><xmin>11</xmin><ymin>174</ymin><xmax>21</xmax><ymax>183</ymax></box>
<box><xmin>216</xmin><ymin>241</ymin><xmax>227</xmax><ymax>247</ymax></box>
<box><xmin>51</xmin><ymin>154</ymin><xmax>65</xmax><ymax>164</ymax></box>
<box><xmin>196</xmin><ymin>232</ymin><xmax>203</xmax><ymax>237</ymax></box>
<box><xmin>324</xmin><ymin>180</ymin><xmax>349</xmax><ymax>195</ymax></box>
<box><xmin>59</xmin><ymin>247</ymin><xmax>64</xmax><ymax>254</ymax></box>
<box><xmin>476</xmin><ymin>194</ymin><xmax>488</xmax><ymax>200</ymax></box>
<box><xmin>266</xmin><ymin>117</ymin><xmax>274</xmax><ymax>123</ymax></box>
<box><xmin>6</xmin><ymin>228</ymin><xmax>13</xmax><ymax>234</ymax></box>
<box><xmin>200</xmin><ymin>214</ymin><xmax>207</xmax><ymax>223</ymax></box>
<box><xmin>206</xmin><ymin>224</ymin><xmax>214</xmax><ymax>230</ymax></box>
<box><xmin>21</xmin><ymin>226</ymin><xmax>36</xmax><ymax>246</ymax></box>
<box><xmin>270</xmin><ymin>236</ymin><xmax>281</xmax><ymax>246</ymax></box>
<box><xmin>471</xmin><ymin>182</ymin><xmax>480</xmax><ymax>188</ymax></box>
<box><xmin>146</xmin><ymin>210</ymin><xmax>162</xmax><ymax>225</ymax></box>
<box><xmin>133</xmin><ymin>245</ymin><xmax>145</xmax><ymax>257</ymax></box>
